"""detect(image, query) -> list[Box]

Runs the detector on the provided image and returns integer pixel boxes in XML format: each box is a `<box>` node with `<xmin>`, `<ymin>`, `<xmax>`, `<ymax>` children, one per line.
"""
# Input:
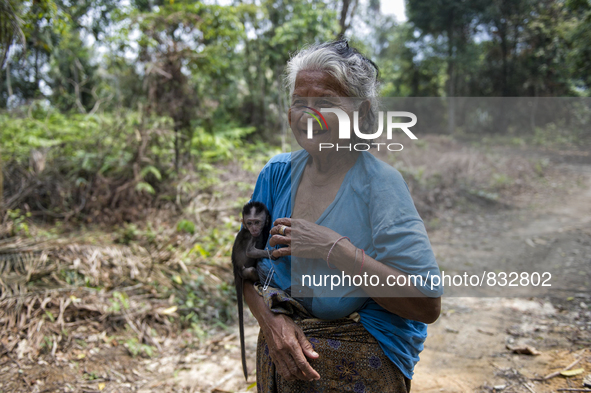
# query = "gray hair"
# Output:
<box><xmin>285</xmin><ymin>40</ymin><xmax>380</xmax><ymax>134</ymax></box>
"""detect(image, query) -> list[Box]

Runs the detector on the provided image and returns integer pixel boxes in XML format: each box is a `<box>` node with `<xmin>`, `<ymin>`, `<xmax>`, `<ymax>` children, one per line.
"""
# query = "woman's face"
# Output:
<box><xmin>288</xmin><ymin>70</ymin><xmax>353</xmax><ymax>155</ymax></box>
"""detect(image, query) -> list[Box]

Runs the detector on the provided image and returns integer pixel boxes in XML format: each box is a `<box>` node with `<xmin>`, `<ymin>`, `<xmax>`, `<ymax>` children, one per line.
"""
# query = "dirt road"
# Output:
<box><xmin>412</xmin><ymin>157</ymin><xmax>591</xmax><ymax>393</ymax></box>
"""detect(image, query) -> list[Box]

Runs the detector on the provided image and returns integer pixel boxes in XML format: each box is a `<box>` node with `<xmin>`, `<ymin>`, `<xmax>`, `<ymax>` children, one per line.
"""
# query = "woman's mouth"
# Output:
<box><xmin>302</xmin><ymin>128</ymin><xmax>329</xmax><ymax>136</ymax></box>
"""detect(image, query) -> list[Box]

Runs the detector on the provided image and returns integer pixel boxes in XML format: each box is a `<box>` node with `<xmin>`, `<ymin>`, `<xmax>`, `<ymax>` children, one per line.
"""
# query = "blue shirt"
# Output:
<box><xmin>251</xmin><ymin>149</ymin><xmax>443</xmax><ymax>379</ymax></box>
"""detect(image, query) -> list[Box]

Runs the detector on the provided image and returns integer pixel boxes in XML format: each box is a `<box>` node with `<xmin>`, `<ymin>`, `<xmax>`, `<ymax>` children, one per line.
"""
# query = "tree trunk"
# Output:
<box><xmin>338</xmin><ymin>0</ymin><xmax>352</xmax><ymax>39</ymax></box>
<box><xmin>500</xmin><ymin>28</ymin><xmax>508</xmax><ymax>97</ymax></box>
<box><xmin>6</xmin><ymin>61</ymin><xmax>12</xmax><ymax>98</ymax></box>
<box><xmin>447</xmin><ymin>23</ymin><xmax>456</xmax><ymax>135</ymax></box>
<box><xmin>34</xmin><ymin>22</ymin><xmax>39</xmax><ymax>92</ymax></box>
<box><xmin>337</xmin><ymin>0</ymin><xmax>358</xmax><ymax>39</ymax></box>
<box><xmin>174</xmin><ymin>128</ymin><xmax>181</xmax><ymax>173</ymax></box>
<box><xmin>0</xmin><ymin>148</ymin><xmax>4</xmax><ymax>215</ymax></box>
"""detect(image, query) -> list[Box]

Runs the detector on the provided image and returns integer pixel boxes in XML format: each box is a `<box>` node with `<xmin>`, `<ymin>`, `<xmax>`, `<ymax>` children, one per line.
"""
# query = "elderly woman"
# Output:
<box><xmin>243</xmin><ymin>40</ymin><xmax>442</xmax><ymax>393</ymax></box>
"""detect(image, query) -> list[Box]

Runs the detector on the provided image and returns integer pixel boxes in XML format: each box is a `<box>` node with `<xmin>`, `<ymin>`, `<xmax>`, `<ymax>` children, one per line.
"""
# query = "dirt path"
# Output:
<box><xmin>411</xmin><ymin>159</ymin><xmax>591</xmax><ymax>393</ymax></box>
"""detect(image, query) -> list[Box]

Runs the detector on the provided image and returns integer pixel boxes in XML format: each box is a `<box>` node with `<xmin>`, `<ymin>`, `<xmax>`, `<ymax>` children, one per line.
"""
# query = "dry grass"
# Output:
<box><xmin>0</xmin><ymin>225</ymin><xmax>236</xmax><ymax>365</ymax></box>
<box><xmin>376</xmin><ymin>135</ymin><xmax>549</xmax><ymax>218</ymax></box>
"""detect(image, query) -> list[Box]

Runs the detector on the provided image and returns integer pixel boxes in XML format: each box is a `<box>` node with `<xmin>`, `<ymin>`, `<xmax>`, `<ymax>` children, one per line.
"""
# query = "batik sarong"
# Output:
<box><xmin>254</xmin><ymin>285</ymin><xmax>411</xmax><ymax>393</ymax></box>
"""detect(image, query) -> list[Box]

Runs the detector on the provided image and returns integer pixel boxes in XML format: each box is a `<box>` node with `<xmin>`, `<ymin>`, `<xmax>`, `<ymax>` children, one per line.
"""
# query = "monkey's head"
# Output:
<box><xmin>241</xmin><ymin>201</ymin><xmax>271</xmax><ymax>238</ymax></box>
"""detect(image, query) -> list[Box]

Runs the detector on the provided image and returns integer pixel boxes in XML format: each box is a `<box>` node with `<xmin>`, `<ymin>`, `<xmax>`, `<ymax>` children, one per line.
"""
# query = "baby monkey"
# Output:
<box><xmin>231</xmin><ymin>201</ymin><xmax>273</xmax><ymax>380</ymax></box>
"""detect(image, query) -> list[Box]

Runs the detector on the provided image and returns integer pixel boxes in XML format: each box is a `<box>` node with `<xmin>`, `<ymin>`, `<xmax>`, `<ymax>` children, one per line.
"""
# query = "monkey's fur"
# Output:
<box><xmin>232</xmin><ymin>201</ymin><xmax>272</xmax><ymax>380</ymax></box>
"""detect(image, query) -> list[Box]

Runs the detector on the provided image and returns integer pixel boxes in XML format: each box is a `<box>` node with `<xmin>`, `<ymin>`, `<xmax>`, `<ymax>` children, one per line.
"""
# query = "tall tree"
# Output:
<box><xmin>337</xmin><ymin>0</ymin><xmax>359</xmax><ymax>39</ymax></box>
<box><xmin>238</xmin><ymin>0</ymin><xmax>338</xmax><ymax>139</ymax></box>
<box><xmin>567</xmin><ymin>0</ymin><xmax>591</xmax><ymax>93</ymax></box>
<box><xmin>127</xmin><ymin>1</ymin><xmax>243</xmax><ymax>171</ymax></box>
<box><xmin>374</xmin><ymin>16</ymin><xmax>446</xmax><ymax>97</ymax></box>
<box><xmin>0</xmin><ymin>0</ymin><xmax>25</xmax><ymax>68</ymax></box>
<box><xmin>407</xmin><ymin>0</ymin><xmax>487</xmax><ymax>132</ymax></box>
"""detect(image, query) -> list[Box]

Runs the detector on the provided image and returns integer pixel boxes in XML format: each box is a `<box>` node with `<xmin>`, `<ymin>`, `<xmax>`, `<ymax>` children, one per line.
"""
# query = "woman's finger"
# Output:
<box><xmin>284</xmin><ymin>354</ymin><xmax>301</xmax><ymax>380</ymax></box>
<box><xmin>273</xmin><ymin>217</ymin><xmax>292</xmax><ymax>227</ymax></box>
<box><xmin>275</xmin><ymin>347</ymin><xmax>303</xmax><ymax>381</ymax></box>
<box><xmin>270</xmin><ymin>225</ymin><xmax>292</xmax><ymax>237</ymax></box>
<box><xmin>280</xmin><ymin>341</ymin><xmax>316</xmax><ymax>381</ymax></box>
<box><xmin>290</xmin><ymin>347</ymin><xmax>320</xmax><ymax>381</ymax></box>
<box><xmin>297</xmin><ymin>331</ymin><xmax>320</xmax><ymax>361</ymax></box>
<box><xmin>269</xmin><ymin>234</ymin><xmax>291</xmax><ymax>247</ymax></box>
<box><xmin>276</xmin><ymin>358</ymin><xmax>296</xmax><ymax>381</ymax></box>
<box><xmin>270</xmin><ymin>246</ymin><xmax>291</xmax><ymax>258</ymax></box>
<box><xmin>294</xmin><ymin>329</ymin><xmax>321</xmax><ymax>380</ymax></box>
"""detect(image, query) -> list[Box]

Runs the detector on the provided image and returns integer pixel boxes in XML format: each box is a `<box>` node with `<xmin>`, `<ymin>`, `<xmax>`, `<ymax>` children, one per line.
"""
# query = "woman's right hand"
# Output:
<box><xmin>242</xmin><ymin>280</ymin><xmax>320</xmax><ymax>382</ymax></box>
<box><xmin>259</xmin><ymin>311</ymin><xmax>321</xmax><ymax>381</ymax></box>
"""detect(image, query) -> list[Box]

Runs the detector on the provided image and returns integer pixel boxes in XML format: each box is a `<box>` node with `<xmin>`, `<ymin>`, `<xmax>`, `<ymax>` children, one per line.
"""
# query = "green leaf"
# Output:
<box><xmin>44</xmin><ymin>310</ymin><xmax>55</xmax><ymax>322</ymax></box>
<box><xmin>177</xmin><ymin>219</ymin><xmax>196</xmax><ymax>235</ymax></box>
<box><xmin>140</xmin><ymin>165</ymin><xmax>162</xmax><ymax>181</ymax></box>
<box><xmin>190</xmin><ymin>244</ymin><xmax>210</xmax><ymax>257</ymax></box>
<box><xmin>135</xmin><ymin>181</ymin><xmax>155</xmax><ymax>194</ymax></box>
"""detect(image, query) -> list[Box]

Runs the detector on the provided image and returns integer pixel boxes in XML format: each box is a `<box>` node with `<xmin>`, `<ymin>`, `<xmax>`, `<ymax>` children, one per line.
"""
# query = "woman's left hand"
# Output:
<box><xmin>268</xmin><ymin>218</ymin><xmax>341</xmax><ymax>260</ymax></box>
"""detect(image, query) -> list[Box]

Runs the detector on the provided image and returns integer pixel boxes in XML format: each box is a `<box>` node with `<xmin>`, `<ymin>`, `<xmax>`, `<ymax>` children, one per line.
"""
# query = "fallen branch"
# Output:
<box><xmin>536</xmin><ymin>356</ymin><xmax>583</xmax><ymax>381</ymax></box>
<box><xmin>522</xmin><ymin>382</ymin><xmax>536</xmax><ymax>393</ymax></box>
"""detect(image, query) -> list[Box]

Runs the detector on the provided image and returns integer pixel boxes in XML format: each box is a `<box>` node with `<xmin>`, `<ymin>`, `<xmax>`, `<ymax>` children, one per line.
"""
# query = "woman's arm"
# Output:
<box><xmin>242</xmin><ymin>280</ymin><xmax>320</xmax><ymax>381</ymax></box>
<box><xmin>316</xmin><ymin>237</ymin><xmax>441</xmax><ymax>324</ymax></box>
<box><xmin>269</xmin><ymin>218</ymin><xmax>441</xmax><ymax>324</ymax></box>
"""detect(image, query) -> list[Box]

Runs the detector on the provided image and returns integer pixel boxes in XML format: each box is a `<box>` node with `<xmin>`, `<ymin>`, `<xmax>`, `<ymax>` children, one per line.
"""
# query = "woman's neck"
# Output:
<box><xmin>305</xmin><ymin>151</ymin><xmax>360</xmax><ymax>184</ymax></box>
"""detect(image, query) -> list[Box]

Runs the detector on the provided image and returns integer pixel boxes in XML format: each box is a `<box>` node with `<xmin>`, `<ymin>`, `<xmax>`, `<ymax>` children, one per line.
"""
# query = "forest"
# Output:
<box><xmin>1</xmin><ymin>0</ymin><xmax>590</xmax><ymax>223</ymax></box>
<box><xmin>1</xmin><ymin>0</ymin><xmax>590</xmax><ymax>392</ymax></box>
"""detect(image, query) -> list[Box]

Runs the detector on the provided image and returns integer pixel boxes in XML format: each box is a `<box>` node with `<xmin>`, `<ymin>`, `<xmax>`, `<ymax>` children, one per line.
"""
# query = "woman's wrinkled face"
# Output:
<box><xmin>288</xmin><ymin>70</ymin><xmax>353</xmax><ymax>154</ymax></box>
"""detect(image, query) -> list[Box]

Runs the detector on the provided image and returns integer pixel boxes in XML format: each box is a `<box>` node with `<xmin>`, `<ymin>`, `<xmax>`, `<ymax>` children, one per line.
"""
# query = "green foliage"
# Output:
<box><xmin>175</xmin><ymin>276</ymin><xmax>237</xmax><ymax>333</ymax></box>
<box><xmin>191</xmin><ymin>126</ymin><xmax>257</xmax><ymax>162</ymax></box>
<box><xmin>567</xmin><ymin>0</ymin><xmax>591</xmax><ymax>92</ymax></box>
<box><xmin>532</xmin><ymin>122</ymin><xmax>584</xmax><ymax>147</ymax></box>
<box><xmin>60</xmin><ymin>269</ymin><xmax>89</xmax><ymax>286</ymax></box>
<box><xmin>135</xmin><ymin>182</ymin><xmax>155</xmax><ymax>195</ymax></box>
<box><xmin>0</xmin><ymin>107</ymin><xmax>174</xmax><ymax>172</ymax></box>
<box><xmin>44</xmin><ymin>310</ymin><xmax>55</xmax><ymax>322</ymax></box>
<box><xmin>108</xmin><ymin>291</ymin><xmax>130</xmax><ymax>313</ymax></box>
<box><xmin>6</xmin><ymin>209</ymin><xmax>31</xmax><ymax>236</ymax></box>
<box><xmin>40</xmin><ymin>335</ymin><xmax>53</xmax><ymax>352</ymax></box>
<box><xmin>0</xmin><ymin>0</ymin><xmax>26</xmax><ymax>68</ymax></box>
<box><xmin>403</xmin><ymin>0</ymin><xmax>587</xmax><ymax>97</ymax></box>
<box><xmin>125</xmin><ymin>337</ymin><xmax>155</xmax><ymax>358</ymax></box>
<box><xmin>83</xmin><ymin>371</ymin><xmax>100</xmax><ymax>380</ymax></box>
<box><xmin>48</xmin><ymin>26</ymin><xmax>101</xmax><ymax>112</ymax></box>
<box><xmin>176</xmin><ymin>219</ymin><xmax>195</xmax><ymax>235</ymax></box>
<box><xmin>116</xmin><ymin>223</ymin><xmax>141</xmax><ymax>245</ymax></box>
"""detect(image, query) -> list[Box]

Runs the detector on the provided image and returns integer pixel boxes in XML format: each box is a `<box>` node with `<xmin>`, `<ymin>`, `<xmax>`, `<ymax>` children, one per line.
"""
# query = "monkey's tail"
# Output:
<box><xmin>237</xmin><ymin>277</ymin><xmax>248</xmax><ymax>381</ymax></box>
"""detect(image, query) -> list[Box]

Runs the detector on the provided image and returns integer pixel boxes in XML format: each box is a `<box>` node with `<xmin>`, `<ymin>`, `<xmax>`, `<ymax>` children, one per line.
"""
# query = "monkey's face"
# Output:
<box><xmin>243</xmin><ymin>208</ymin><xmax>267</xmax><ymax>238</ymax></box>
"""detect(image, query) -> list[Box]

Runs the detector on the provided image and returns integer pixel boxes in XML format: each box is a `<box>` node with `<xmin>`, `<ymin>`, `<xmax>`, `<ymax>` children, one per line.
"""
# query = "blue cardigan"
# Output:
<box><xmin>251</xmin><ymin>149</ymin><xmax>443</xmax><ymax>379</ymax></box>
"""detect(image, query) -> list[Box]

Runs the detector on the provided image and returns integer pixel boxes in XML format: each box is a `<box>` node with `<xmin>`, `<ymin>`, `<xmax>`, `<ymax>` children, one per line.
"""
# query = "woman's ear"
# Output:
<box><xmin>359</xmin><ymin>100</ymin><xmax>370</xmax><ymax>121</ymax></box>
<box><xmin>288</xmin><ymin>107</ymin><xmax>292</xmax><ymax>127</ymax></box>
<box><xmin>358</xmin><ymin>99</ymin><xmax>371</xmax><ymax>131</ymax></box>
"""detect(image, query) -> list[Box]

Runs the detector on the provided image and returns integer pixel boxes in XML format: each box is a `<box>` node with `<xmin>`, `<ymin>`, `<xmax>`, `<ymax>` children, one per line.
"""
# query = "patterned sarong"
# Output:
<box><xmin>254</xmin><ymin>285</ymin><xmax>411</xmax><ymax>393</ymax></box>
